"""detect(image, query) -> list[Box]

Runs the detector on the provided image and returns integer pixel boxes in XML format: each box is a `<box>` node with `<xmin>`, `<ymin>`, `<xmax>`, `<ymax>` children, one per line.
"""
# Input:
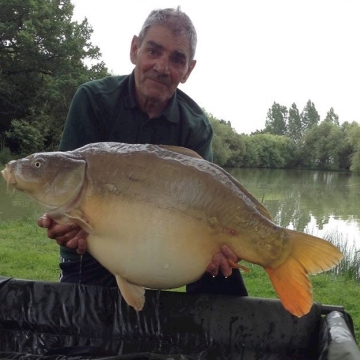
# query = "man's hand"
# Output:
<box><xmin>206</xmin><ymin>245</ymin><xmax>239</xmax><ymax>277</ymax></box>
<box><xmin>37</xmin><ymin>213</ymin><xmax>88</xmax><ymax>254</ymax></box>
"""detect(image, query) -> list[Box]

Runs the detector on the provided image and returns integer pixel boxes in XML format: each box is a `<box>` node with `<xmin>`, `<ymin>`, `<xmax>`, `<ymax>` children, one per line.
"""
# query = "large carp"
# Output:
<box><xmin>1</xmin><ymin>142</ymin><xmax>343</xmax><ymax>317</ymax></box>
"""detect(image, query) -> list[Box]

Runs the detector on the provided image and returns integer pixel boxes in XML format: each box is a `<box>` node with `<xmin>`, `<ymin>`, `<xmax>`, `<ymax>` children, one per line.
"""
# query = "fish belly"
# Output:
<box><xmin>85</xmin><ymin>200</ymin><xmax>217</xmax><ymax>289</ymax></box>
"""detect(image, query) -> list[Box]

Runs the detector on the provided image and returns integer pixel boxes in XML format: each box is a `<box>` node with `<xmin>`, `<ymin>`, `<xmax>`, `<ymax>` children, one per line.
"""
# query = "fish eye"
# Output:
<box><xmin>32</xmin><ymin>158</ymin><xmax>44</xmax><ymax>168</ymax></box>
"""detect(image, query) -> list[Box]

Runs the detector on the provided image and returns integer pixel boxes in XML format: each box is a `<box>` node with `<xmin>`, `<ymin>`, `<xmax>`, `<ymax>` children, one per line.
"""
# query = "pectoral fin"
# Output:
<box><xmin>115</xmin><ymin>275</ymin><xmax>145</xmax><ymax>311</ymax></box>
<box><xmin>65</xmin><ymin>209</ymin><xmax>94</xmax><ymax>233</ymax></box>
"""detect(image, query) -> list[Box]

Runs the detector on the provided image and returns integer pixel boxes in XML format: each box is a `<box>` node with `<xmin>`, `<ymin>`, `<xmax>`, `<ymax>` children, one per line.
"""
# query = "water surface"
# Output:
<box><xmin>227</xmin><ymin>168</ymin><xmax>360</xmax><ymax>250</ymax></box>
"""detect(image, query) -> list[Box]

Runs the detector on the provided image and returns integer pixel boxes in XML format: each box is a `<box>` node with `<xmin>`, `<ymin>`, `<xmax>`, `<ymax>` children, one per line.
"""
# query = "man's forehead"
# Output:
<box><xmin>142</xmin><ymin>25</ymin><xmax>191</xmax><ymax>56</ymax></box>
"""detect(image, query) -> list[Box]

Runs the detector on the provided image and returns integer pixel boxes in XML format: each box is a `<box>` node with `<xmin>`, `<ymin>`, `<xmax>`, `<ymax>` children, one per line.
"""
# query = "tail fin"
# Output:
<box><xmin>265</xmin><ymin>230</ymin><xmax>343</xmax><ymax>317</ymax></box>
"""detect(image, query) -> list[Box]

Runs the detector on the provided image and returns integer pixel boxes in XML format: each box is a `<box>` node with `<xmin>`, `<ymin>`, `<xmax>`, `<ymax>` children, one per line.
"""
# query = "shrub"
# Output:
<box><xmin>0</xmin><ymin>147</ymin><xmax>12</xmax><ymax>164</ymax></box>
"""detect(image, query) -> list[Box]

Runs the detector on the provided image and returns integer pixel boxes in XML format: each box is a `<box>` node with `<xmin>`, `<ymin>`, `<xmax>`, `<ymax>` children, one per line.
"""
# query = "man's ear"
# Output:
<box><xmin>130</xmin><ymin>35</ymin><xmax>139</xmax><ymax>65</ymax></box>
<box><xmin>181</xmin><ymin>60</ymin><xmax>196</xmax><ymax>84</ymax></box>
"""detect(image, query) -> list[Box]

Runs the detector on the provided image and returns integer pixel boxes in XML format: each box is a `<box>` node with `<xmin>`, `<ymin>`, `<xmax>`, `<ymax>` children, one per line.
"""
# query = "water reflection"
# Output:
<box><xmin>227</xmin><ymin>168</ymin><xmax>360</xmax><ymax>249</ymax></box>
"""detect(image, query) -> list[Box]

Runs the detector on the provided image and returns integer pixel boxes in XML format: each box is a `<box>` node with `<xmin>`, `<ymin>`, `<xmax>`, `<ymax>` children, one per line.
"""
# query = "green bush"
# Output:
<box><xmin>0</xmin><ymin>147</ymin><xmax>12</xmax><ymax>164</ymax></box>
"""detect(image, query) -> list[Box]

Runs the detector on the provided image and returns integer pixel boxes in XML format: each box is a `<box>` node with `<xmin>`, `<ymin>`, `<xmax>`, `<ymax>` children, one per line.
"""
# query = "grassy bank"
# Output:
<box><xmin>1</xmin><ymin>215</ymin><xmax>359</xmax><ymax>340</ymax></box>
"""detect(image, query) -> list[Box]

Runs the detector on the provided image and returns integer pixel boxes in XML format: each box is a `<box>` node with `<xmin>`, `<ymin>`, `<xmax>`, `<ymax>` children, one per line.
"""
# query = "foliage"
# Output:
<box><xmin>0</xmin><ymin>0</ymin><xmax>109</xmax><ymax>152</ymax></box>
<box><xmin>264</xmin><ymin>102</ymin><xmax>288</xmax><ymax>136</ymax></box>
<box><xmin>300</xmin><ymin>121</ymin><xmax>347</xmax><ymax>169</ymax></box>
<box><xmin>6</xmin><ymin>113</ymin><xmax>47</xmax><ymax>156</ymax></box>
<box><xmin>241</xmin><ymin>134</ymin><xmax>295</xmax><ymax>168</ymax></box>
<box><xmin>207</xmin><ymin>110</ymin><xmax>360</xmax><ymax>171</ymax></box>
<box><xmin>287</xmin><ymin>103</ymin><xmax>303</xmax><ymax>142</ymax></box>
<box><xmin>208</xmin><ymin>113</ymin><xmax>245</xmax><ymax>167</ymax></box>
<box><xmin>301</xmin><ymin>100</ymin><xmax>320</xmax><ymax>132</ymax></box>
<box><xmin>215</xmin><ymin>100</ymin><xmax>357</xmax><ymax>172</ymax></box>
<box><xmin>0</xmin><ymin>147</ymin><xmax>12</xmax><ymax>164</ymax></box>
<box><xmin>345</xmin><ymin>122</ymin><xmax>360</xmax><ymax>173</ymax></box>
<box><xmin>324</xmin><ymin>107</ymin><xmax>340</xmax><ymax>125</ymax></box>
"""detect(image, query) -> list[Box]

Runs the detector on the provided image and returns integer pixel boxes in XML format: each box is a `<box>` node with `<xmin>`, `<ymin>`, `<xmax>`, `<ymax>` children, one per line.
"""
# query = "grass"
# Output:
<box><xmin>1</xmin><ymin>215</ymin><xmax>359</xmax><ymax>340</ymax></box>
<box><xmin>0</xmin><ymin>214</ymin><xmax>59</xmax><ymax>281</ymax></box>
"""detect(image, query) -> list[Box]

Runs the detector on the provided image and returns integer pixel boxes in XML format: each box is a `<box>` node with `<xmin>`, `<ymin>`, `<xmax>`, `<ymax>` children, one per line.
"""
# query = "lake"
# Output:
<box><xmin>1</xmin><ymin>168</ymin><xmax>359</xmax><ymax>250</ymax></box>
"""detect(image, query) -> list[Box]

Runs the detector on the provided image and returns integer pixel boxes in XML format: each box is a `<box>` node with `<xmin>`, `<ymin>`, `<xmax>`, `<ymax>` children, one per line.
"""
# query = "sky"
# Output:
<box><xmin>71</xmin><ymin>0</ymin><xmax>360</xmax><ymax>134</ymax></box>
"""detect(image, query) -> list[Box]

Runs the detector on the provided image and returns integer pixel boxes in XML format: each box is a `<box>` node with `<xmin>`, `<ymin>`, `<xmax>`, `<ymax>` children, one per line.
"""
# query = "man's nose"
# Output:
<box><xmin>153</xmin><ymin>55</ymin><xmax>170</xmax><ymax>74</ymax></box>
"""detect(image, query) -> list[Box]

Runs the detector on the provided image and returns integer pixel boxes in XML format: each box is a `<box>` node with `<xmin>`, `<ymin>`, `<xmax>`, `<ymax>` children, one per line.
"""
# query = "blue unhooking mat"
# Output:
<box><xmin>0</xmin><ymin>276</ymin><xmax>359</xmax><ymax>359</ymax></box>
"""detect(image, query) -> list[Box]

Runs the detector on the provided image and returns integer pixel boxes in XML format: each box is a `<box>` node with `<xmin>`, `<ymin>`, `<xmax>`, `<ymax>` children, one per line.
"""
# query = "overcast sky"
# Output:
<box><xmin>71</xmin><ymin>0</ymin><xmax>360</xmax><ymax>134</ymax></box>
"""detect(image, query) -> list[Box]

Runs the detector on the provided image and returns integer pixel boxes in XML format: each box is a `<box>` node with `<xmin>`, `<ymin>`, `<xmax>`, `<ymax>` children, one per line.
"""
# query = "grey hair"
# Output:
<box><xmin>138</xmin><ymin>6</ymin><xmax>197</xmax><ymax>61</ymax></box>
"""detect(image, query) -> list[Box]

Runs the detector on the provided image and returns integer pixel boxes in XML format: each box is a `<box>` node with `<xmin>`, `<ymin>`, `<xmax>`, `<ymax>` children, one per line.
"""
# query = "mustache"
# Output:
<box><xmin>146</xmin><ymin>73</ymin><xmax>171</xmax><ymax>87</ymax></box>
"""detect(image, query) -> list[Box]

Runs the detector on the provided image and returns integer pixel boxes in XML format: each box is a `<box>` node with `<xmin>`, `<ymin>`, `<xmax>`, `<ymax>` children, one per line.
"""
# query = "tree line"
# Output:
<box><xmin>209</xmin><ymin>102</ymin><xmax>360</xmax><ymax>173</ymax></box>
<box><xmin>1</xmin><ymin>0</ymin><xmax>360</xmax><ymax>174</ymax></box>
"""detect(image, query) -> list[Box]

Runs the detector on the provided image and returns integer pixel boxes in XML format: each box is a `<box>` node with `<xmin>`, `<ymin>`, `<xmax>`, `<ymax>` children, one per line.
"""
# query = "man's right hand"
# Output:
<box><xmin>37</xmin><ymin>213</ymin><xmax>88</xmax><ymax>254</ymax></box>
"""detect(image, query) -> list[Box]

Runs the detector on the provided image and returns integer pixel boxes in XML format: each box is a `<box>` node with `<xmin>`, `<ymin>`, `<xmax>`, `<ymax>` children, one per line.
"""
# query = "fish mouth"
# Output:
<box><xmin>1</xmin><ymin>165</ymin><xmax>17</xmax><ymax>190</ymax></box>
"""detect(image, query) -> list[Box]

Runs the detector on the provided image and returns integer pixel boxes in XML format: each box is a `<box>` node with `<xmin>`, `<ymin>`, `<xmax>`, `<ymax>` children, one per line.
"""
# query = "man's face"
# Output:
<box><xmin>130</xmin><ymin>25</ymin><xmax>196</xmax><ymax>107</ymax></box>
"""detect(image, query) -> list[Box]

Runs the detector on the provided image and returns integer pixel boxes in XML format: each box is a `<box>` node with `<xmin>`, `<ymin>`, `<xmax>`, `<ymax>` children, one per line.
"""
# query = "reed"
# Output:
<box><xmin>324</xmin><ymin>230</ymin><xmax>360</xmax><ymax>281</ymax></box>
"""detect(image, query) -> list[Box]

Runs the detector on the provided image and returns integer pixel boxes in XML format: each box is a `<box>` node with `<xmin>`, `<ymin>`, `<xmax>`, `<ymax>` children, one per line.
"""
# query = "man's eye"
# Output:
<box><xmin>171</xmin><ymin>56</ymin><xmax>185</xmax><ymax>65</ymax></box>
<box><xmin>148</xmin><ymin>48</ymin><xmax>160</xmax><ymax>56</ymax></box>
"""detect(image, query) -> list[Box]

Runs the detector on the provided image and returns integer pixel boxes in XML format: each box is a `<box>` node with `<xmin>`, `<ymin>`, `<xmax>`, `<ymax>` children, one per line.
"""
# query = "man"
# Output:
<box><xmin>38</xmin><ymin>7</ymin><xmax>248</xmax><ymax>296</ymax></box>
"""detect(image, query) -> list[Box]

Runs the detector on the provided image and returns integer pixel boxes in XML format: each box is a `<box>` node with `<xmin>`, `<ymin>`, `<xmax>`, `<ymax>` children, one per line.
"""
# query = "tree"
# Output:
<box><xmin>208</xmin><ymin>113</ymin><xmax>245</xmax><ymax>167</ymax></box>
<box><xmin>0</xmin><ymin>0</ymin><xmax>109</xmax><ymax>152</ymax></box>
<box><xmin>208</xmin><ymin>114</ymin><xmax>231</xmax><ymax>166</ymax></box>
<box><xmin>324</xmin><ymin>107</ymin><xmax>339</xmax><ymax>125</ymax></box>
<box><xmin>264</xmin><ymin>102</ymin><xmax>288</xmax><ymax>135</ymax></box>
<box><xmin>241</xmin><ymin>133</ymin><xmax>295</xmax><ymax>168</ymax></box>
<box><xmin>300</xmin><ymin>121</ymin><xmax>348</xmax><ymax>170</ymax></box>
<box><xmin>345</xmin><ymin>122</ymin><xmax>360</xmax><ymax>173</ymax></box>
<box><xmin>287</xmin><ymin>103</ymin><xmax>303</xmax><ymax>142</ymax></box>
<box><xmin>300</xmin><ymin>100</ymin><xmax>320</xmax><ymax>133</ymax></box>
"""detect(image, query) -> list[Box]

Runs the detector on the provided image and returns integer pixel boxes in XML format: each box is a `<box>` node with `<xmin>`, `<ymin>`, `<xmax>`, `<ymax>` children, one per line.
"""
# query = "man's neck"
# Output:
<box><xmin>134</xmin><ymin>89</ymin><xmax>170</xmax><ymax>119</ymax></box>
<box><xmin>140</xmin><ymin>98</ymin><xmax>166</xmax><ymax>119</ymax></box>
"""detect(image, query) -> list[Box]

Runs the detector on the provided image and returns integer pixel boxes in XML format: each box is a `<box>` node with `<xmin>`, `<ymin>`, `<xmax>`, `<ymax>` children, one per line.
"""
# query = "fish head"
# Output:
<box><xmin>1</xmin><ymin>151</ymin><xmax>86</xmax><ymax>214</ymax></box>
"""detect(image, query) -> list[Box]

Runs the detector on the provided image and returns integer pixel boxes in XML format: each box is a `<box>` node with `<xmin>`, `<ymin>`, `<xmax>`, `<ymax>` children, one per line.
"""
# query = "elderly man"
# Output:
<box><xmin>38</xmin><ymin>7</ymin><xmax>248</xmax><ymax>296</ymax></box>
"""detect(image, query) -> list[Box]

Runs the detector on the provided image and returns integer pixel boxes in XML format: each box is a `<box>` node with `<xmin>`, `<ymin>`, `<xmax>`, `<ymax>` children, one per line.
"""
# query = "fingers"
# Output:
<box><xmin>64</xmin><ymin>232</ymin><xmax>87</xmax><ymax>252</ymax></box>
<box><xmin>220</xmin><ymin>245</ymin><xmax>239</xmax><ymax>262</ymax></box>
<box><xmin>76</xmin><ymin>238</ymin><xmax>87</xmax><ymax>255</ymax></box>
<box><xmin>206</xmin><ymin>245</ymin><xmax>240</xmax><ymax>277</ymax></box>
<box><xmin>37</xmin><ymin>213</ymin><xmax>88</xmax><ymax>253</ymax></box>
<box><xmin>37</xmin><ymin>213</ymin><xmax>53</xmax><ymax>228</ymax></box>
<box><xmin>205</xmin><ymin>253</ymin><xmax>222</xmax><ymax>276</ymax></box>
<box><xmin>218</xmin><ymin>255</ymin><xmax>233</xmax><ymax>278</ymax></box>
<box><xmin>48</xmin><ymin>224</ymin><xmax>88</xmax><ymax>255</ymax></box>
<box><xmin>72</xmin><ymin>230</ymin><xmax>88</xmax><ymax>254</ymax></box>
<box><xmin>54</xmin><ymin>227</ymin><xmax>82</xmax><ymax>246</ymax></box>
<box><xmin>47</xmin><ymin>222</ymin><xmax>81</xmax><ymax>241</ymax></box>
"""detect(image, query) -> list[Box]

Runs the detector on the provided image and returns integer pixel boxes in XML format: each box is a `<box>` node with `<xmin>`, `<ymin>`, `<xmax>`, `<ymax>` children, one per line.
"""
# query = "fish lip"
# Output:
<box><xmin>1</xmin><ymin>166</ymin><xmax>17</xmax><ymax>188</ymax></box>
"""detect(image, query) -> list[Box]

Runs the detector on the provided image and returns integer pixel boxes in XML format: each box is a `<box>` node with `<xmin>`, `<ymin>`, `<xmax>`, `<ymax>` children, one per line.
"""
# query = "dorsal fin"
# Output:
<box><xmin>160</xmin><ymin>145</ymin><xmax>203</xmax><ymax>159</ymax></box>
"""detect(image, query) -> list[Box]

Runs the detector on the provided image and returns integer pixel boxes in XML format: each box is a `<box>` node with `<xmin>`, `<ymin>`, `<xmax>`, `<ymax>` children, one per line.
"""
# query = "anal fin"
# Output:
<box><xmin>115</xmin><ymin>275</ymin><xmax>145</xmax><ymax>311</ymax></box>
